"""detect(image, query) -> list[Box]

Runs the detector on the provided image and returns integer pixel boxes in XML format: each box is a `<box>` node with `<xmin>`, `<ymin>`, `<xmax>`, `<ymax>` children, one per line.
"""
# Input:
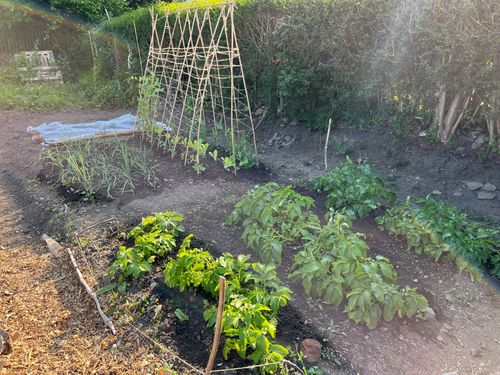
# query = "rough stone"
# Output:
<box><xmin>254</xmin><ymin>107</ymin><xmax>264</xmax><ymax>116</ymax></box>
<box><xmin>423</xmin><ymin>307</ymin><xmax>436</xmax><ymax>321</ymax></box>
<box><xmin>453</xmin><ymin>192</ymin><xmax>463</xmax><ymax>197</ymax></box>
<box><xmin>482</xmin><ymin>183</ymin><xmax>497</xmax><ymax>192</ymax></box>
<box><xmin>299</xmin><ymin>339</ymin><xmax>322</xmax><ymax>363</ymax></box>
<box><xmin>471</xmin><ymin>134</ymin><xmax>486</xmax><ymax>149</ymax></box>
<box><xmin>477</xmin><ymin>191</ymin><xmax>496</xmax><ymax>200</ymax></box>
<box><xmin>431</xmin><ymin>190</ymin><xmax>442</xmax><ymax>195</ymax></box>
<box><xmin>41</xmin><ymin>234</ymin><xmax>63</xmax><ymax>257</ymax></box>
<box><xmin>465</xmin><ymin>181</ymin><xmax>483</xmax><ymax>191</ymax></box>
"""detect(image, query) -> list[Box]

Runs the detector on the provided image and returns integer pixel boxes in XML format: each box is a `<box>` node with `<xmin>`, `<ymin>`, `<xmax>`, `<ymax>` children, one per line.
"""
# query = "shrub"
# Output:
<box><xmin>313</xmin><ymin>158</ymin><xmax>396</xmax><ymax>218</ymax></box>
<box><xmin>377</xmin><ymin>197</ymin><xmax>500</xmax><ymax>279</ymax></box>
<box><xmin>99</xmin><ymin>0</ymin><xmax>499</xmax><ymax>145</ymax></box>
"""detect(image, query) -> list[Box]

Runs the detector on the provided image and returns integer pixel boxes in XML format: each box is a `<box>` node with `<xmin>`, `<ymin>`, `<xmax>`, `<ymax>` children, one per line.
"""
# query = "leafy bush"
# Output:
<box><xmin>377</xmin><ymin>197</ymin><xmax>500</xmax><ymax>279</ymax></box>
<box><xmin>101</xmin><ymin>0</ymin><xmax>499</xmax><ymax>145</ymax></box>
<box><xmin>313</xmin><ymin>158</ymin><xmax>396</xmax><ymax>218</ymax></box>
<box><xmin>226</xmin><ymin>183</ymin><xmax>320</xmax><ymax>264</ymax></box>
<box><xmin>289</xmin><ymin>213</ymin><xmax>428</xmax><ymax>329</ymax></box>
<box><xmin>164</xmin><ymin>239</ymin><xmax>291</xmax><ymax>373</ymax></box>
<box><xmin>109</xmin><ymin>212</ymin><xmax>185</xmax><ymax>289</ymax></box>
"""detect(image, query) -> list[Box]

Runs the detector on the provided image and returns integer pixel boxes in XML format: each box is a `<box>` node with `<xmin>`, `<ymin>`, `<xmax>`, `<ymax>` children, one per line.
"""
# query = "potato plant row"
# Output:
<box><xmin>377</xmin><ymin>197</ymin><xmax>500</xmax><ymax>279</ymax></box>
<box><xmin>227</xmin><ymin>183</ymin><xmax>429</xmax><ymax>329</ymax></box>
<box><xmin>109</xmin><ymin>212</ymin><xmax>291</xmax><ymax>374</ymax></box>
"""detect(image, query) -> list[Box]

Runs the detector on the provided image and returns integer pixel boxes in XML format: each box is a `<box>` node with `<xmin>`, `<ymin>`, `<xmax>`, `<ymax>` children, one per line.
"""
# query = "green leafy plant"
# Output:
<box><xmin>313</xmin><ymin>157</ymin><xmax>395</xmax><ymax>218</ymax></box>
<box><xmin>377</xmin><ymin>196</ymin><xmax>500</xmax><ymax>279</ymax></box>
<box><xmin>164</xmin><ymin>244</ymin><xmax>291</xmax><ymax>373</ymax></box>
<box><xmin>109</xmin><ymin>212</ymin><xmax>185</xmax><ymax>290</ymax></box>
<box><xmin>226</xmin><ymin>183</ymin><xmax>320</xmax><ymax>264</ymax></box>
<box><xmin>290</xmin><ymin>213</ymin><xmax>428</xmax><ymax>329</ymax></box>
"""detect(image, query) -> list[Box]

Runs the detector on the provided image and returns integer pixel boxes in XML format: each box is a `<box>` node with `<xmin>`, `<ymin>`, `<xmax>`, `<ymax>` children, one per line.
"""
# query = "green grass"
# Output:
<box><xmin>0</xmin><ymin>82</ymin><xmax>89</xmax><ymax>111</ymax></box>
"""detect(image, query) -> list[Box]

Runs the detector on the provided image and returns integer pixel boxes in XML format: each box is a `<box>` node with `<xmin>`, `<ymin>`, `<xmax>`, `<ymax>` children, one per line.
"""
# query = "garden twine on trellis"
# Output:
<box><xmin>142</xmin><ymin>1</ymin><xmax>257</xmax><ymax>167</ymax></box>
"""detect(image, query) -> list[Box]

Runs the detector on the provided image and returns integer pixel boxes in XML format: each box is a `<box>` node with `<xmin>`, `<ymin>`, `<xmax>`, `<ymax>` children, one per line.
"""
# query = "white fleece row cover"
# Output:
<box><xmin>27</xmin><ymin>114</ymin><xmax>172</xmax><ymax>145</ymax></box>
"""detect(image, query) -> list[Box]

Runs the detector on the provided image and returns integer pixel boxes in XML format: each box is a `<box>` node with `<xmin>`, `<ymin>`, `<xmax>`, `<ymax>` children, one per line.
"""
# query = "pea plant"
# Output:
<box><xmin>377</xmin><ymin>196</ymin><xmax>500</xmax><ymax>279</ymax></box>
<box><xmin>109</xmin><ymin>212</ymin><xmax>185</xmax><ymax>290</ymax></box>
<box><xmin>289</xmin><ymin>213</ymin><xmax>428</xmax><ymax>329</ymax></box>
<box><xmin>312</xmin><ymin>157</ymin><xmax>396</xmax><ymax>218</ymax></box>
<box><xmin>164</xmin><ymin>240</ymin><xmax>291</xmax><ymax>373</ymax></box>
<box><xmin>226</xmin><ymin>183</ymin><xmax>321</xmax><ymax>264</ymax></box>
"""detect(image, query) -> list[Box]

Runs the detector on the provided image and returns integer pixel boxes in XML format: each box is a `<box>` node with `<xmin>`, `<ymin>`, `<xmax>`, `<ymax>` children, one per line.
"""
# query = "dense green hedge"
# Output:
<box><xmin>99</xmin><ymin>0</ymin><xmax>499</xmax><ymax>138</ymax></box>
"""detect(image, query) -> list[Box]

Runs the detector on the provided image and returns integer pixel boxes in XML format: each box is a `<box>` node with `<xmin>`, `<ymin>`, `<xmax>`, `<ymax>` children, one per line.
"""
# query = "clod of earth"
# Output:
<box><xmin>300</xmin><ymin>338</ymin><xmax>322</xmax><ymax>363</ymax></box>
<box><xmin>0</xmin><ymin>329</ymin><xmax>12</xmax><ymax>355</ymax></box>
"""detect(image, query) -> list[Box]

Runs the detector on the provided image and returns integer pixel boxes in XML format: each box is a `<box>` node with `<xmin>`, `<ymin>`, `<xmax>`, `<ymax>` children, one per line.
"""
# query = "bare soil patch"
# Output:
<box><xmin>0</xmin><ymin>110</ymin><xmax>499</xmax><ymax>375</ymax></box>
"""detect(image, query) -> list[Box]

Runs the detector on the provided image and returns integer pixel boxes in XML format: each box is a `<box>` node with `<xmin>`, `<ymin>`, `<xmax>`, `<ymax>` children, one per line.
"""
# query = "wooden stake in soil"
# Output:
<box><xmin>324</xmin><ymin>118</ymin><xmax>332</xmax><ymax>170</ymax></box>
<box><xmin>67</xmin><ymin>248</ymin><xmax>117</xmax><ymax>335</ymax></box>
<box><xmin>205</xmin><ymin>277</ymin><xmax>226</xmax><ymax>375</ymax></box>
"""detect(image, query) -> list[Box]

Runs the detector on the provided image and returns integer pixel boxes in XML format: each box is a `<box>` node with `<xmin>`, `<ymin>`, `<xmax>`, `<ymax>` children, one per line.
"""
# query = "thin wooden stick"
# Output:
<box><xmin>205</xmin><ymin>277</ymin><xmax>226</xmax><ymax>375</ymax></box>
<box><xmin>67</xmin><ymin>248</ymin><xmax>117</xmax><ymax>335</ymax></box>
<box><xmin>324</xmin><ymin>118</ymin><xmax>332</xmax><ymax>170</ymax></box>
<box><xmin>133</xmin><ymin>20</ymin><xmax>144</xmax><ymax>75</ymax></box>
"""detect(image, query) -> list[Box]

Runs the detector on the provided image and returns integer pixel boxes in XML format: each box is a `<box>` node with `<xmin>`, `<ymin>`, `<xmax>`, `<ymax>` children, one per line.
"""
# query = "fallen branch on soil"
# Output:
<box><xmin>67</xmin><ymin>248</ymin><xmax>117</xmax><ymax>335</ymax></box>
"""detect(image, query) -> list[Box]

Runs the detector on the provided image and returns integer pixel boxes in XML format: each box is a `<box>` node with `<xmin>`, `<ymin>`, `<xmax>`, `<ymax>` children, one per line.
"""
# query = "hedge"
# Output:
<box><xmin>97</xmin><ymin>0</ymin><xmax>499</xmax><ymax>144</ymax></box>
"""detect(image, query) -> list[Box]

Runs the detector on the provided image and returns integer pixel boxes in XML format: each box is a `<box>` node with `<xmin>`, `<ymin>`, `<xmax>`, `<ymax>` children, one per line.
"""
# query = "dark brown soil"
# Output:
<box><xmin>1</xmin><ymin>110</ymin><xmax>499</xmax><ymax>375</ymax></box>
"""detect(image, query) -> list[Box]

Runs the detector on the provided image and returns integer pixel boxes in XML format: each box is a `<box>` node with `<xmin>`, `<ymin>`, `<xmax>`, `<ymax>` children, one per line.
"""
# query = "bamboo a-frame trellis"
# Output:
<box><xmin>142</xmin><ymin>1</ymin><xmax>256</xmax><ymax>166</ymax></box>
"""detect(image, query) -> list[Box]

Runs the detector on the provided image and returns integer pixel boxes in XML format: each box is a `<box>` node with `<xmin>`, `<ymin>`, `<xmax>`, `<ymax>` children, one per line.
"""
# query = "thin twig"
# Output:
<box><xmin>67</xmin><ymin>248</ymin><xmax>117</xmax><ymax>335</ymax></box>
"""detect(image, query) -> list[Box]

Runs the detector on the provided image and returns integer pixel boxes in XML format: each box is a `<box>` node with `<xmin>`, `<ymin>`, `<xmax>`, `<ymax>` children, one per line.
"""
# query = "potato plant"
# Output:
<box><xmin>377</xmin><ymin>197</ymin><xmax>500</xmax><ymax>279</ymax></box>
<box><xmin>313</xmin><ymin>158</ymin><xmax>395</xmax><ymax>218</ymax></box>
<box><xmin>109</xmin><ymin>212</ymin><xmax>185</xmax><ymax>290</ymax></box>
<box><xmin>164</xmin><ymin>238</ymin><xmax>291</xmax><ymax>373</ymax></box>
<box><xmin>226</xmin><ymin>183</ymin><xmax>321</xmax><ymax>264</ymax></box>
<box><xmin>290</xmin><ymin>213</ymin><xmax>428</xmax><ymax>329</ymax></box>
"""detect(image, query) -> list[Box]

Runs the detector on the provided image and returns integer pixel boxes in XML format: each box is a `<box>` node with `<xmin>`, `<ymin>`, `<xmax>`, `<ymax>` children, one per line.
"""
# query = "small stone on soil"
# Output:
<box><xmin>431</xmin><ymin>190</ymin><xmax>442</xmax><ymax>195</ymax></box>
<box><xmin>477</xmin><ymin>191</ymin><xmax>496</xmax><ymax>200</ymax></box>
<box><xmin>465</xmin><ymin>181</ymin><xmax>483</xmax><ymax>191</ymax></box>
<box><xmin>436</xmin><ymin>335</ymin><xmax>446</xmax><ymax>344</ymax></box>
<box><xmin>424</xmin><ymin>307</ymin><xmax>436</xmax><ymax>321</ymax></box>
<box><xmin>482</xmin><ymin>183</ymin><xmax>497</xmax><ymax>192</ymax></box>
<box><xmin>453</xmin><ymin>192</ymin><xmax>463</xmax><ymax>197</ymax></box>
